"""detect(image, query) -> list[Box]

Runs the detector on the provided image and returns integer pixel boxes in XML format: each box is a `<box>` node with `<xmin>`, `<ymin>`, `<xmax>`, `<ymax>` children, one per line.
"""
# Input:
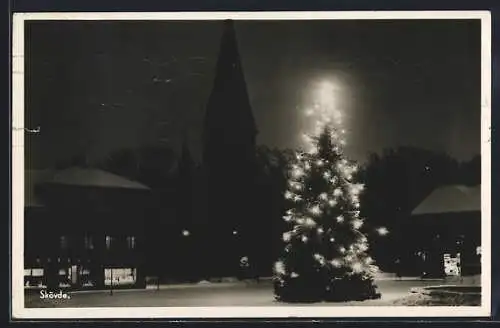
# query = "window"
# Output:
<box><xmin>24</xmin><ymin>268</ymin><xmax>44</xmax><ymax>279</ymax></box>
<box><xmin>104</xmin><ymin>268</ymin><xmax>137</xmax><ymax>286</ymax></box>
<box><xmin>79</xmin><ymin>266</ymin><xmax>94</xmax><ymax>287</ymax></box>
<box><xmin>105</xmin><ymin>236</ymin><xmax>113</xmax><ymax>250</ymax></box>
<box><xmin>84</xmin><ymin>235</ymin><xmax>94</xmax><ymax>250</ymax></box>
<box><xmin>24</xmin><ymin>268</ymin><xmax>44</xmax><ymax>288</ymax></box>
<box><xmin>60</xmin><ymin>236</ymin><xmax>68</xmax><ymax>250</ymax></box>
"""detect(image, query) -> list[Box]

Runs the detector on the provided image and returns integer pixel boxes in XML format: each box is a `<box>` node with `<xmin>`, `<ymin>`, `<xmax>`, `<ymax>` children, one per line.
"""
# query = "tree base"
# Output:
<box><xmin>274</xmin><ymin>276</ymin><xmax>324</xmax><ymax>303</ymax></box>
<box><xmin>274</xmin><ymin>275</ymin><xmax>381</xmax><ymax>303</ymax></box>
<box><xmin>324</xmin><ymin>275</ymin><xmax>381</xmax><ymax>302</ymax></box>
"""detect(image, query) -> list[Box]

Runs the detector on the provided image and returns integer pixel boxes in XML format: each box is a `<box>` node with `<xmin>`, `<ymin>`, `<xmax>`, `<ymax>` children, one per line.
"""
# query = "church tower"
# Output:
<box><xmin>202</xmin><ymin>20</ymin><xmax>258</xmax><ymax>276</ymax></box>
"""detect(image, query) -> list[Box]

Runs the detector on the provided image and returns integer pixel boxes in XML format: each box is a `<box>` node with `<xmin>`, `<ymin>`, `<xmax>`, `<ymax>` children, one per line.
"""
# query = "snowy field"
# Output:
<box><xmin>25</xmin><ymin>277</ymin><xmax>480</xmax><ymax>308</ymax></box>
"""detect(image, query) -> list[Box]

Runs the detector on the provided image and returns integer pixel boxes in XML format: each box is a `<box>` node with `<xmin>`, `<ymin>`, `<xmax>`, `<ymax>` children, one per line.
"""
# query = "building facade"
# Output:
<box><xmin>24</xmin><ymin>168</ymin><xmax>150</xmax><ymax>290</ymax></box>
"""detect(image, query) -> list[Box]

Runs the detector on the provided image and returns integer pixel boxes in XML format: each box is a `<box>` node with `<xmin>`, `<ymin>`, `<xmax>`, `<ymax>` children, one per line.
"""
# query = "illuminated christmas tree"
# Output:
<box><xmin>273</xmin><ymin>81</ymin><xmax>382</xmax><ymax>302</ymax></box>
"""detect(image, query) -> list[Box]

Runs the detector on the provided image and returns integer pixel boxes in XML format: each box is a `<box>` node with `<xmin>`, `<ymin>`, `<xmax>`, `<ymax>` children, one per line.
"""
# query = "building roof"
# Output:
<box><xmin>411</xmin><ymin>184</ymin><xmax>481</xmax><ymax>216</ymax></box>
<box><xmin>46</xmin><ymin>167</ymin><xmax>150</xmax><ymax>190</ymax></box>
<box><xmin>25</xmin><ymin>170</ymin><xmax>55</xmax><ymax>208</ymax></box>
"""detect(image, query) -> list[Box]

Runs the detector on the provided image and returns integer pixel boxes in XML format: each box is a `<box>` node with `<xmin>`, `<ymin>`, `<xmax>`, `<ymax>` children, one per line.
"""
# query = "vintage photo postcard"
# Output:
<box><xmin>11</xmin><ymin>11</ymin><xmax>491</xmax><ymax>319</ymax></box>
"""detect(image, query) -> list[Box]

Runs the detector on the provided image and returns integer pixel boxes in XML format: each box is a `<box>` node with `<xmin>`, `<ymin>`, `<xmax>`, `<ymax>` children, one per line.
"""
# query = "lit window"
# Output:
<box><xmin>104</xmin><ymin>268</ymin><xmax>137</xmax><ymax>286</ymax></box>
<box><xmin>476</xmin><ymin>246</ymin><xmax>482</xmax><ymax>255</ymax></box>
<box><xmin>127</xmin><ymin>236</ymin><xmax>136</xmax><ymax>249</ymax></box>
<box><xmin>60</xmin><ymin>236</ymin><xmax>68</xmax><ymax>249</ymax></box>
<box><xmin>105</xmin><ymin>236</ymin><xmax>113</xmax><ymax>250</ymax></box>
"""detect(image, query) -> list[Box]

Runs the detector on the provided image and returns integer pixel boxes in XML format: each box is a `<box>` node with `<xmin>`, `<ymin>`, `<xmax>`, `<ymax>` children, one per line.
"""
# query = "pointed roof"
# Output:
<box><xmin>203</xmin><ymin>19</ymin><xmax>257</xmax><ymax>139</ymax></box>
<box><xmin>46</xmin><ymin>167</ymin><xmax>149</xmax><ymax>190</ymax></box>
<box><xmin>411</xmin><ymin>184</ymin><xmax>481</xmax><ymax>216</ymax></box>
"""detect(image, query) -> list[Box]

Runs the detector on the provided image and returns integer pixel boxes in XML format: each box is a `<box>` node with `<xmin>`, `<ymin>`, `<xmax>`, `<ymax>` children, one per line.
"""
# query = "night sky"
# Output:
<box><xmin>25</xmin><ymin>19</ymin><xmax>481</xmax><ymax>169</ymax></box>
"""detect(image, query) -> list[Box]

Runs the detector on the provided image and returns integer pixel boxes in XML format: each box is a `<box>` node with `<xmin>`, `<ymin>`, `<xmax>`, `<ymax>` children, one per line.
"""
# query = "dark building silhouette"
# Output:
<box><xmin>202</xmin><ymin>20</ymin><xmax>258</xmax><ymax>277</ymax></box>
<box><xmin>407</xmin><ymin>184</ymin><xmax>481</xmax><ymax>278</ymax></box>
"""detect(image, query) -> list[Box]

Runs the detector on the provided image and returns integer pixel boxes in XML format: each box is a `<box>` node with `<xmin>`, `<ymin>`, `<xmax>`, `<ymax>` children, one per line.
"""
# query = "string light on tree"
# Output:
<box><xmin>292</xmin><ymin>166</ymin><xmax>305</xmax><ymax>178</ymax></box>
<box><xmin>365</xmin><ymin>257</ymin><xmax>374</xmax><ymax>265</ymax></box>
<box><xmin>358</xmin><ymin>243</ymin><xmax>369</xmax><ymax>252</ymax></box>
<box><xmin>352</xmin><ymin>262</ymin><xmax>364</xmax><ymax>273</ymax></box>
<box><xmin>304</xmin><ymin>218</ymin><xmax>316</xmax><ymax>227</ymax></box>
<box><xmin>331</xmin><ymin>259</ymin><xmax>342</xmax><ymax>268</ymax></box>
<box><xmin>309</xmin><ymin>205</ymin><xmax>322</xmax><ymax>216</ymax></box>
<box><xmin>274</xmin><ymin>261</ymin><xmax>286</xmax><ymax>275</ymax></box>
<box><xmin>352</xmin><ymin>219</ymin><xmax>364</xmax><ymax>230</ymax></box>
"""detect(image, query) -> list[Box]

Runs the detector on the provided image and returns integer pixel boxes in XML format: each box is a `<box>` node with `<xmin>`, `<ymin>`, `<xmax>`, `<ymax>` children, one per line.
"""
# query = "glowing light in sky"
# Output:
<box><xmin>314</xmin><ymin>79</ymin><xmax>344</xmax><ymax>126</ymax></box>
<box><xmin>318</xmin><ymin>80</ymin><xmax>340</xmax><ymax>106</ymax></box>
<box><xmin>301</xmin><ymin>76</ymin><xmax>348</xmax><ymax>151</ymax></box>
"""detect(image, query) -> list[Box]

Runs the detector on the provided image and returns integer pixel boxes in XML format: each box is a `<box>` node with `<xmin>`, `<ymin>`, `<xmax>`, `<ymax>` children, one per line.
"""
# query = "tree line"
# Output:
<box><xmin>55</xmin><ymin>145</ymin><xmax>480</xmax><ymax>279</ymax></box>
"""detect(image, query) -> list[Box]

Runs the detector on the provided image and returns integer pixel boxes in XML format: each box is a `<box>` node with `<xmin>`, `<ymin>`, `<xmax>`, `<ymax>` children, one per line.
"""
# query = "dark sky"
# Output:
<box><xmin>25</xmin><ymin>19</ymin><xmax>481</xmax><ymax>169</ymax></box>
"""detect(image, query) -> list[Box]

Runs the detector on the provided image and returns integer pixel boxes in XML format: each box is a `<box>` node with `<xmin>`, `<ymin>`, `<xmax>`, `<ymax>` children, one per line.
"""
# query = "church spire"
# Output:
<box><xmin>203</xmin><ymin>19</ymin><xmax>257</xmax><ymax>154</ymax></box>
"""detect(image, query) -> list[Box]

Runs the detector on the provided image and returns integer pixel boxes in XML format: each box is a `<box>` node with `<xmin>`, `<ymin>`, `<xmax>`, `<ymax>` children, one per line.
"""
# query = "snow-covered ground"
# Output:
<box><xmin>25</xmin><ymin>276</ymin><xmax>481</xmax><ymax>308</ymax></box>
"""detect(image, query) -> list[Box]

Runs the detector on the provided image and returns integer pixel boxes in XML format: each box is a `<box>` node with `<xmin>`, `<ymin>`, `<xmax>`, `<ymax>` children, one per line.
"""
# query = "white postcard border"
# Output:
<box><xmin>11</xmin><ymin>10</ymin><xmax>492</xmax><ymax>319</ymax></box>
